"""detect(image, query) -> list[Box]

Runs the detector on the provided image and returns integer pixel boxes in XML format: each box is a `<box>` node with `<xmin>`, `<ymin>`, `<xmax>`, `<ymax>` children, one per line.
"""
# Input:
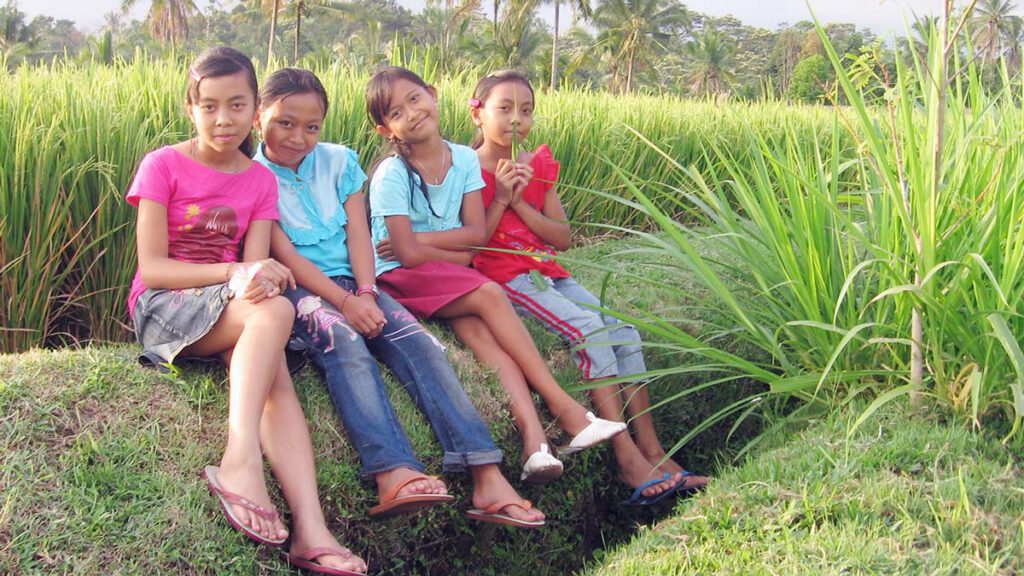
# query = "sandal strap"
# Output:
<box><xmin>378</xmin><ymin>473</ymin><xmax>437</xmax><ymax>504</ymax></box>
<box><xmin>484</xmin><ymin>498</ymin><xmax>532</xmax><ymax>515</ymax></box>
<box><xmin>209</xmin><ymin>482</ymin><xmax>278</xmax><ymax>521</ymax></box>
<box><xmin>295</xmin><ymin>545</ymin><xmax>352</xmax><ymax>562</ymax></box>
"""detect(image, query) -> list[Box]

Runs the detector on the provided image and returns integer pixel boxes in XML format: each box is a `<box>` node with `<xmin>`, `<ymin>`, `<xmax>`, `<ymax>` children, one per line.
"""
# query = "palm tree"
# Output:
<box><xmin>592</xmin><ymin>0</ymin><xmax>689</xmax><ymax>93</ymax></box>
<box><xmin>548</xmin><ymin>0</ymin><xmax>591</xmax><ymax>90</ymax></box>
<box><xmin>1004</xmin><ymin>15</ymin><xmax>1024</xmax><ymax>75</ymax></box>
<box><xmin>970</xmin><ymin>0</ymin><xmax>1018</xmax><ymax>62</ymax></box>
<box><xmin>120</xmin><ymin>0</ymin><xmax>199</xmax><ymax>51</ymax></box>
<box><xmin>684</xmin><ymin>26</ymin><xmax>736</xmax><ymax>96</ymax></box>
<box><xmin>248</xmin><ymin>0</ymin><xmax>283</xmax><ymax>63</ymax></box>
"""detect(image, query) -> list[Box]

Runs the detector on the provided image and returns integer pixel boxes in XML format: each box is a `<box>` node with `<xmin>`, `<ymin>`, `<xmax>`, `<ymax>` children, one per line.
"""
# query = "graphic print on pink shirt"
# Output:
<box><xmin>170</xmin><ymin>204</ymin><xmax>240</xmax><ymax>263</ymax></box>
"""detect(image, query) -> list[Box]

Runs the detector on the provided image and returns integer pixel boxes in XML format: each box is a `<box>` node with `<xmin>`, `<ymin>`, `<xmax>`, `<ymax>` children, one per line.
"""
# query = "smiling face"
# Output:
<box><xmin>256</xmin><ymin>91</ymin><xmax>325</xmax><ymax>171</ymax></box>
<box><xmin>374</xmin><ymin>78</ymin><xmax>441</xmax><ymax>146</ymax></box>
<box><xmin>187</xmin><ymin>71</ymin><xmax>258</xmax><ymax>155</ymax></box>
<box><xmin>474</xmin><ymin>80</ymin><xmax>534</xmax><ymax>149</ymax></box>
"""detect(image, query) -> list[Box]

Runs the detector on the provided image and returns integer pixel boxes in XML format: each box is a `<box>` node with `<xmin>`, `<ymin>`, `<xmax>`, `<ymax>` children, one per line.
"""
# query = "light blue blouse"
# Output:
<box><xmin>254</xmin><ymin>142</ymin><xmax>367</xmax><ymax>278</ymax></box>
<box><xmin>368</xmin><ymin>141</ymin><xmax>485</xmax><ymax>276</ymax></box>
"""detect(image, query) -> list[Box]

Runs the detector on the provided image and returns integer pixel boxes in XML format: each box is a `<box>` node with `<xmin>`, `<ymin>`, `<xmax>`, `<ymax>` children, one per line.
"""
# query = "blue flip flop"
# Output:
<box><xmin>620</xmin><ymin>473</ymin><xmax>679</xmax><ymax>507</ymax></box>
<box><xmin>673</xmin><ymin>470</ymin><xmax>709</xmax><ymax>495</ymax></box>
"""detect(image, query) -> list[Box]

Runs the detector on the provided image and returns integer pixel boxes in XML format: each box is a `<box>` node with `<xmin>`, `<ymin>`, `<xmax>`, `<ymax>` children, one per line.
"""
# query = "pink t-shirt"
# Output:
<box><xmin>125</xmin><ymin>146</ymin><xmax>279</xmax><ymax>316</ymax></box>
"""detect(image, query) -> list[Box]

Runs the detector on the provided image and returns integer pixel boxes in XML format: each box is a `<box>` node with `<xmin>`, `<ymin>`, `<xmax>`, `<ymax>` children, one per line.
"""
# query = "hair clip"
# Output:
<box><xmin>468</xmin><ymin>98</ymin><xmax>481</xmax><ymax>109</ymax></box>
<box><xmin>189</xmin><ymin>67</ymin><xmax>203</xmax><ymax>83</ymax></box>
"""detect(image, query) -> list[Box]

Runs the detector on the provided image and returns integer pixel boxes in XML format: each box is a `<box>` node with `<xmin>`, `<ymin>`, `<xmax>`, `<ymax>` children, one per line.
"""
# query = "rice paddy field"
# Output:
<box><xmin>0</xmin><ymin>56</ymin><xmax>848</xmax><ymax>353</ymax></box>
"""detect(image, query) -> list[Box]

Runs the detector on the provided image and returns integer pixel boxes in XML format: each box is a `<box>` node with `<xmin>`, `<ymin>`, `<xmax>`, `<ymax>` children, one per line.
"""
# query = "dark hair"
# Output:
<box><xmin>365</xmin><ymin>66</ymin><xmax>441</xmax><ymax>218</ymax></box>
<box><xmin>470</xmin><ymin>70</ymin><xmax>534</xmax><ymax>149</ymax></box>
<box><xmin>259</xmin><ymin>67</ymin><xmax>329</xmax><ymax>115</ymax></box>
<box><xmin>186</xmin><ymin>46</ymin><xmax>259</xmax><ymax>157</ymax></box>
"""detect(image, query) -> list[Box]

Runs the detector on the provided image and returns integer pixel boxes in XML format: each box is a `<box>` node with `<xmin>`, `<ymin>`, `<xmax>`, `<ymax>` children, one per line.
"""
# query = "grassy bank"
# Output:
<box><xmin>0</xmin><ymin>239</ymin><xmax>742</xmax><ymax>575</ymax></box>
<box><xmin>582</xmin><ymin>405</ymin><xmax>1024</xmax><ymax>575</ymax></box>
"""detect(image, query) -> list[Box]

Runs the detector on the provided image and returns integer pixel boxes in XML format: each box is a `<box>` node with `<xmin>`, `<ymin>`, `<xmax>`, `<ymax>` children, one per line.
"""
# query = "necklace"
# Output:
<box><xmin>412</xmin><ymin>144</ymin><xmax>449</xmax><ymax>185</ymax></box>
<box><xmin>190</xmin><ymin>138</ymin><xmax>242</xmax><ymax>174</ymax></box>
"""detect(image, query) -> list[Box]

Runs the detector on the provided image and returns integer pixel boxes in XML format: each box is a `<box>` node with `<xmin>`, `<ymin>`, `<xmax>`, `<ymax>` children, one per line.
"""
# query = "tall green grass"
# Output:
<box><xmin>580</xmin><ymin>14</ymin><xmax>1024</xmax><ymax>444</ymax></box>
<box><xmin>0</xmin><ymin>56</ymin><xmax>846</xmax><ymax>353</ymax></box>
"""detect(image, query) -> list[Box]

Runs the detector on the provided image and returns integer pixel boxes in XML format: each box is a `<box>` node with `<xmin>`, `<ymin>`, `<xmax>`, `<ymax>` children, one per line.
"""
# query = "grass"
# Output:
<box><xmin>581</xmin><ymin>404</ymin><xmax>1024</xmax><ymax>575</ymax></box>
<box><xmin>0</xmin><ymin>236</ymin><xmax>744</xmax><ymax>575</ymax></box>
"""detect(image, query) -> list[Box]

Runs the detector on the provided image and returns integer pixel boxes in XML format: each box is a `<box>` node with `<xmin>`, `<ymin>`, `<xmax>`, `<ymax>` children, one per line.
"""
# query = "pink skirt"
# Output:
<box><xmin>378</xmin><ymin>261</ymin><xmax>491</xmax><ymax>319</ymax></box>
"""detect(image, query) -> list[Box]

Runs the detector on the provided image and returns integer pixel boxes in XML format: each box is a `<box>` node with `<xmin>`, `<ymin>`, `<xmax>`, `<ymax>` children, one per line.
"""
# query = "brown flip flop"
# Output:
<box><xmin>466</xmin><ymin>498</ymin><xmax>545</xmax><ymax>528</ymax></box>
<box><xmin>368</xmin><ymin>473</ymin><xmax>454</xmax><ymax>518</ymax></box>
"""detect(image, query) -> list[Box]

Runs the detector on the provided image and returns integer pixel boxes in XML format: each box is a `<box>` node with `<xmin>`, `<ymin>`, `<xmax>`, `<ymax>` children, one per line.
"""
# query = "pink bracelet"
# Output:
<box><xmin>356</xmin><ymin>285</ymin><xmax>380</xmax><ymax>299</ymax></box>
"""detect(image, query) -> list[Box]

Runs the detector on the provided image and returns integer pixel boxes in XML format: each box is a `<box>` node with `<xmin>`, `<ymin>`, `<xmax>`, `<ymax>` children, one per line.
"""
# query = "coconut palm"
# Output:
<box><xmin>685</xmin><ymin>26</ymin><xmax>736</xmax><ymax>96</ymax></box>
<box><xmin>592</xmin><ymin>0</ymin><xmax>689</xmax><ymax>93</ymax></box>
<box><xmin>247</xmin><ymin>0</ymin><xmax>283</xmax><ymax>63</ymax></box>
<box><xmin>970</xmin><ymin>0</ymin><xmax>1018</xmax><ymax>62</ymax></box>
<box><xmin>548</xmin><ymin>0</ymin><xmax>591</xmax><ymax>90</ymax></box>
<box><xmin>120</xmin><ymin>0</ymin><xmax>199</xmax><ymax>51</ymax></box>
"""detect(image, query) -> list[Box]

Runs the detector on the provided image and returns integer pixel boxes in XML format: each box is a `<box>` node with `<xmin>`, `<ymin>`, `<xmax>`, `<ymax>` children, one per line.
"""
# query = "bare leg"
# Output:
<box><xmin>256</xmin><ymin>358</ymin><xmax>367</xmax><ymax>573</ymax></box>
<box><xmin>185</xmin><ymin>295</ymin><xmax>294</xmax><ymax>542</ymax></box>
<box><xmin>620</xmin><ymin>383</ymin><xmax>682</xmax><ymax>474</ymax></box>
<box><xmin>451</xmin><ymin>316</ymin><xmax>550</xmax><ymax>457</ymax></box>
<box><xmin>435</xmin><ymin>283</ymin><xmax>593</xmax><ymax>435</ymax></box>
<box><xmin>589</xmin><ymin>380</ymin><xmax>679</xmax><ymax>497</ymax></box>
<box><xmin>470</xmin><ymin>464</ymin><xmax>546</xmax><ymax>523</ymax></box>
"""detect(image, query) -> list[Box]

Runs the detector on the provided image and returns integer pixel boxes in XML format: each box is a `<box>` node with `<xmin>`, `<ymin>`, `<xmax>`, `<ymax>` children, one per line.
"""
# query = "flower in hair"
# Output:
<box><xmin>468</xmin><ymin>98</ymin><xmax>481</xmax><ymax>109</ymax></box>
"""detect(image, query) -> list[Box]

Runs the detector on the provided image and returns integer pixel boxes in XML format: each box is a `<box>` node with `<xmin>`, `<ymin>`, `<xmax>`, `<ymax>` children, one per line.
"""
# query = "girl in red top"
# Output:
<box><xmin>470</xmin><ymin>70</ymin><xmax>708</xmax><ymax>504</ymax></box>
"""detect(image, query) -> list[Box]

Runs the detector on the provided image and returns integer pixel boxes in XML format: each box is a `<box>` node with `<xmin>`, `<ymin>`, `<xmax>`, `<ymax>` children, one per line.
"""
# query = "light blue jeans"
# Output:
<box><xmin>502</xmin><ymin>274</ymin><xmax>646</xmax><ymax>381</ymax></box>
<box><xmin>287</xmin><ymin>276</ymin><xmax>503</xmax><ymax>477</ymax></box>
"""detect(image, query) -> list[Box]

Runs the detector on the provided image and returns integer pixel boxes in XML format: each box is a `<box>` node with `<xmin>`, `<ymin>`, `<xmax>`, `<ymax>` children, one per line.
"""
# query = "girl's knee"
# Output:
<box><xmin>476</xmin><ymin>282</ymin><xmax>511</xmax><ymax>307</ymax></box>
<box><xmin>253</xmin><ymin>295</ymin><xmax>296</xmax><ymax>328</ymax></box>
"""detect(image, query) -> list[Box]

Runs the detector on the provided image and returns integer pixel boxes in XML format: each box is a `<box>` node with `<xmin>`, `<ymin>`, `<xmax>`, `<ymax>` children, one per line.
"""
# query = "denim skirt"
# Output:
<box><xmin>132</xmin><ymin>283</ymin><xmax>231</xmax><ymax>368</ymax></box>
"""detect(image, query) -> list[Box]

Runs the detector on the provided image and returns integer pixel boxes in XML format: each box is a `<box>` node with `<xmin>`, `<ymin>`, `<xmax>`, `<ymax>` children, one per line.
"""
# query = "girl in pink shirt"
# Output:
<box><xmin>127</xmin><ymin>47</ymin><xmax>366</xmax><ymax>575</ymax></box>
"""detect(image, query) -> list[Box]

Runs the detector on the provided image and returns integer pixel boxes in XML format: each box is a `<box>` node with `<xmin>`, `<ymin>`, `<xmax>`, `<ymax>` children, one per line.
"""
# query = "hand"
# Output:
<box><xmin>493</xmin><ymin>159</ymin><xmax>517</xmax><ymax>208</ymax></box>
<box><xmin>376</xmin><ymin>237</ymin><xmax>397</xmax><ymax>261</ymax></box>
<box><xmin>509</xmin><ymin>163</ymin><xmax>533</xmax><ymax>207</ymax></box>
<box><xmin>243</xmin><ymin>258</ymin><xmax>295</xmax><ymax>302</ymax></box>
<box><xmin>341</xmin><ymin>293</ymin><xmax>387</xmax><ymax>338</ymax></box>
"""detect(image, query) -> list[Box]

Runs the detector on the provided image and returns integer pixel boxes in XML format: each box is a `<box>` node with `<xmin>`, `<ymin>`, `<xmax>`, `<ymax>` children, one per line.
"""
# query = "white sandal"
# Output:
<box><xmin>520</xmin><ymin>443</ymin><xmax>564</xmax><ymax>483</ymax></box>
<box><xmin>560</xmin><ymin>412</ymin><xmax>627</xmax><ymax>456</ymax></box>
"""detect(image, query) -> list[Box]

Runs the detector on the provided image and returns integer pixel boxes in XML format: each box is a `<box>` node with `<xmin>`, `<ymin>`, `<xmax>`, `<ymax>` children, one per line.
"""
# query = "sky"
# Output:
<box><xmin>19</xmin><ymin>0</ymin><xmax>952</xmax><ymax>38</ymax></box>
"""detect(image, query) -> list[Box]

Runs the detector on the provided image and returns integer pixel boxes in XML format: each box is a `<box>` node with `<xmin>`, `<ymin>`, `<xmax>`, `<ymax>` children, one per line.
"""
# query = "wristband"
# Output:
<box><xmin>339</xmin><ymin>291</ymin><xmax>352</xmax><ymax>311</ymax></box>
<box><xmin>356</xmin><ymin>284</ymin><xmax>380</xmax><ymax>299</ymax></box>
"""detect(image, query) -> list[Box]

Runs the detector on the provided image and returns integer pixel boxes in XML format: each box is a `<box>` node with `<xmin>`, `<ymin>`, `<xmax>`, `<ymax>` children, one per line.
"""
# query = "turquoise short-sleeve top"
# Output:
<box><xmin>254</xmin><ymin>142</ymin><xmax>367</xmax><ymax>278</ymax></box>
<box><xmin>368</xmin><ymin>141</ymin><xmax>484</xmax><ymax>275</ymax></box>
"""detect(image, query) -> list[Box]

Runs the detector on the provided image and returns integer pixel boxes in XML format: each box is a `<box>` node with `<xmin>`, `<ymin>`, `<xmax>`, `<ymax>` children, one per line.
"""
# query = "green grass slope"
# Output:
<box><xmin>0</xmin><ymin>327</ymin><xmax>730</xmax><ymax>575</ymax></box>
<box><xmin>582</xmin><ymin>407</ymin><xmax>1024</xmax><ymax>575</ymax></box>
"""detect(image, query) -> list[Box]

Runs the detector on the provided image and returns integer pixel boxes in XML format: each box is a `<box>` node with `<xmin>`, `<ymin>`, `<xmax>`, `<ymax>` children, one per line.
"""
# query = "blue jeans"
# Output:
<box><xmin>287</xmin><ymin>276</ymin><xmax>502</xmax><ymax>478</ymax></box>
<box><xmin>503</xmin><ymin>274</ymin><xmax>647</xmax><ymax>381</ymax></box>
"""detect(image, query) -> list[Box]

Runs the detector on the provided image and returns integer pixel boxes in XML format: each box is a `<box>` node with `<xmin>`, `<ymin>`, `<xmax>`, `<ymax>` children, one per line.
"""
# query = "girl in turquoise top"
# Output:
<box><xmin>365</xmin><ymin>66</ymin><xmax>627</xmax><ymax>484</ymax></box>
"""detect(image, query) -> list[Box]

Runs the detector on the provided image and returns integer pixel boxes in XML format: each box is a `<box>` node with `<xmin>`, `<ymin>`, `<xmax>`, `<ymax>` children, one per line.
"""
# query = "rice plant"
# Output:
<box><xmin>579</xmin><ymin>7</ymin><xmax>1024</xmax><ymax>445</ymax></box>
<box><xmin>0</xmin><ymin>54</ymin><xmax>846</xmax><ymax>353</ymax></box>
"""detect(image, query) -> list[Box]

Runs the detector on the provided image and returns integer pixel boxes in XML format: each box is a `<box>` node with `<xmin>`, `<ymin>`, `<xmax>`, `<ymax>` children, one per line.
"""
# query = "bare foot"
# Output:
<box><xmin>375</xmin><ymin>467</ymin><xmax>447</xmax><ymax>501</ymax></box>
<box><xmin>470</xmin><ymin>464</ymin><xmax>546</xmax><ymax>524</ymax></box>
<box><xmin>641</xmin><ymin>448</ymin><xmax>686</xmax><ymax>476</ymax></box>
<box><xmin>287</xmin><ymin>527</ymin><xmax>367</xmax><ymax>574</ymax></box>
<box><xmin>215</xmin><ymin>458</ymin><xmax>289</xmax><ymax>542</ymax></box>
<box><xmin>618</xmin><ymin>457</ymin><xmax>682</xmax><ymax>498</ymax></box>
<box><xmin>640</xmin><ymin>452</ymin><xmax>709</xmax><ymax>492</ymax></box>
